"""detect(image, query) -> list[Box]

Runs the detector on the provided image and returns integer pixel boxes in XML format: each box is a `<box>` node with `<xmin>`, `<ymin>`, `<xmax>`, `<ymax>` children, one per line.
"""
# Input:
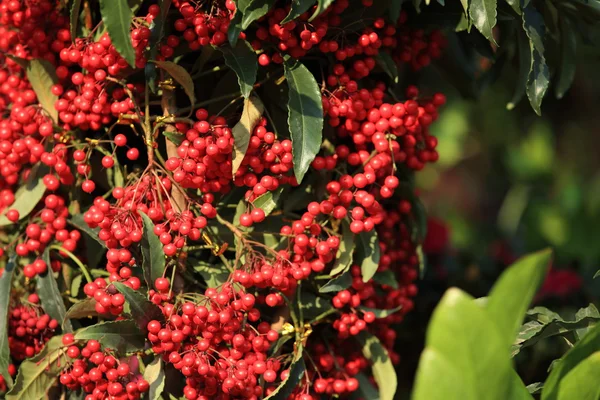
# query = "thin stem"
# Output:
<box><xmin>49</xmin><ymin>245</ymin><xmax>92</xmax><ymax>284</ymax></box>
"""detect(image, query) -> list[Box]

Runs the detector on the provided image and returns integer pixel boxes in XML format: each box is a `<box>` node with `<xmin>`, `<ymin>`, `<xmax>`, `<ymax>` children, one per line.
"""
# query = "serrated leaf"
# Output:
<box><xmin>144</xmin><ymin>357</ymin><xmax>166</xmax><ymax>400</ymax></box>
<box><xmin>281</xmin><ymin>0</ymin><xmax>317</xmax><ymax>24</ymax></box>
<box><xmin>68</xmin><ymin>213</ymin><xmax>106</xmax><ymax>248</ymax></box>
<box><xmin>555</xmin><ymin>16</ymin><xmax>576</xmax><ymax>99</ymax></box>
<box><xmin>38</xmin><ymin>248</ymin><xmax>72</xmax><ymax>333</ymax></box>
<box><xmin>139</xmin><ymin>211</ymin><xmax>166</xmax><ymax>288</ymax></box>
<box><xmin>75</xmin><ymin>320</ymin><xmax>145</xmax><ymax>353</ymax></box>
<box><xmin>241</xmin><ymin>0</ymin><xmax>276</xmax><ymax>30</ymax></box>
<box><xmin>99</xmin><ymin>0</ymin><xmax>136</xmax><ymax>67</ymax></box>
<box><xmin>469</xmin><ymin>0</ymin><xmax>497</xmax><ymax>43</ymax></box>
<box><xmin>70</xmin><ymin>0</ymin><xmax>83</xmax><ymax>40</ymax></box>
<box><xmin>26</xmin><ymin>59</ymin><xmax>58</xmax><ymax>122</ymax></box>
<box><xmin>358</xmin><ymin>305</ymin><xmax>402</xmax><ymax>319</ymax></box>
<box><xmin>556</xmin><ymin>352</ymin><xmax>600</xmax><ymax>400</ymax></box>
<box><xmin>507</xmin><ymin>29</ymin><xmax>531</xmax><ymax>110</ymax></box>
<box><xmin>309</xmin><ymin>0</ymin><xmax>335</xmax><ymax>21</ymax></box>
<box><xmin>112</xmin><ymin>282</ymin><xmax>164</xmax><ymax>333</ymax></box>
<box><xmin>0</xmin><ymin>253</ymin><xmax>16</xmax><ymax>387</ymax></box>
<box><xmin>522</xmin><ymin>6</ymin><xmax>549</xmax><ymax>116</ymax></box>
<box><xmin>154</xmin><ymin>61</ymin><xmax>196</xmax><ymax>106</ymax></box>
<box><xmin>5</xmin><ymin>335</ymin><xmax>67</xmax><ymax>399</ymax></box>
<box><xmin>376</xmin><ymin>52</ymin><xmax>399</xmax><ymax>84</ymax></box>
<box><xmin>232</xmin><ymin>96</ymin><xmax>264</xmax><ymax>175</ymax></box>
<box><xmin>358</xmin><ymin>230</ymin><xmax>381</xmax><ymax>282</ymax></box>
<box><xmin>319</xmin><ymin>270</ymin><xmax>352</xmax><ymax>293</ymax></box>
<box><xmin>253</xmin><ymin>187</ymin><xmax>283</xmax><ymax>216</ymax></box>
<box><xmin>284</xmin><ymin>57</ymin><xmax>323</xmax><ymax>184</ymax></box>
<box><xmin>357</xmin><ymin>332</ymin><xmax>397</xmax><ymax>400</ymax></box>
<box><xmin>330</xmin><ymin>219</ymin><xmax>354</xmax><ymax>276</ymax></box>
<box><xmin>220</xmin><ymin>40</ymin><xmax>258</xmax><ymax>99</ymax></box>
<box><xmin>65</xmin><ymin>298</ymin><xmax>99</xmax><ymax>320</ymax></box>
<box><xmin>372</xmin><ymin>270</ymin><xmax>399</xmax><ymax>289</ymax></box>
<box><xmin>263</xmin><ymin>344</ymin><xmax>305</xmax><ymax>400</ymax></box>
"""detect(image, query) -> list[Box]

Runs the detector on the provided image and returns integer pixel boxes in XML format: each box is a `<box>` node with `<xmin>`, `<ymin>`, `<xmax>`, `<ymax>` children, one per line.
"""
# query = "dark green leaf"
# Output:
<box><xmin>253</xmin><ymin>187</ymin><xmax>284</xmax><ymax>217</ymax></box>
<box><xmin>143</xmin><ymin>357</ymin><xmax>165</xmax><ymax>400</ymax></box>
<box><xmin>357</xmin><ymin>332</ymin><xmax>397</xmax><ymax>400</ymax></box>
<box><xmin>5</xmin><ymin>335</ymin><xmax>67</xmax><ymax>400</ymax></box>
<box><xmin>99</xmin><ymin>0</ymin><xmax>136</xmax><ymax>67</ymax></box>
<box><xmin>70</xmin><ymin>0</ymin><xmax>83</xmax><ymax>40</ymax></box>
<box><xmin>389</xmin><ymin>0</ymin><xmax>405</xmax><ymax>22</ymax></box>
<box><xmin>38</xmin><ymin>248</ymin><xmax>72</xmax><ymax>333</ymax></box>
<box><xmin>358</xmin><ymin>305</ymin><xmax>402</xmax><ymax>318</ymax></box>
<box><xmin>319</xmin><ymin>271</ymin><xmax>352</xmax><ymax>293</ymax></box>
<box><xmin>555</xmin><ymin>16</ymin><xmax>576</xmax><ymax>99</ymax></box>
<box><xmin>228</xmin><ymin>10</ymin><xmax>243</xmax><ymax>46</ymax></box>
<box><xmin>139</xmin><ymin>211</ymin><xmax>166</xmax><ymax>288</ymax></box>
<box><xmin>300</xmin><ymin>291</ymin><xmax>334</xmax><ymax>320</ymax></box>
<box><xmin>353</xmin><ymin>372</ymin><xmax>380</xmax><ymax>400</ymax></box>
<box><xmin>330</xmin><ymin>219</ymin><xmax>354</xmax><ymax>276</ymax></box>
<box><xmin>376</xmin><ymin>52</ymin><xmax>399</xmax><ymax>84</ymax></box>
<box><xmin>486</xmin><ymin>249</ymin><xmax>551</xmax><ymax>349</ymax></box>
<box><xmin>192</xmin><ymin>260</ymin><xmax>230</xmax><ymax>288</ymax></box>
<box><xmin>0</xmin><ymin>253</ymin><xmax>16</xmax><ymax>387</ymax></box>
<box><xmin>0</xmin><ymin>166</ymin><xmax>46</xmax><ymax>226</ymax></box>
<box><xmin>522</xmin><ymin>6</ymin><xmax>549</xmax><ymax>115</ymax></box>
<box><xmin>163</xmin><ymin>131</ymin><xmax>184</xmax><ymax>146</ymax></box>
<box><xmin>65</xmin><ymin>298</ymin><xmax>99</xmax><ymax>320</ymax></box>
<box><xmin>112</xmin><ymin>282</ymin><xmax>164</xmax><ymax>332</ymax></box>
<box><xmin>75</xmin><ymin>320</ymin><xmax>145</xmax><ymax>353</ymax></box>
<box><xmin>309</xmin><ymin>0</ymin><xmax>335</xmax><ymax>21</ymax></box>
<box><xmin>68</xmin><ymin>213</ymin><xmax>106</xmax><ymax>248</ymax></box>
<box><xmin>232</xmin><ymin>96</ymin><xmax>264</xmax><ymax>175</ymax></box>
<box><xmin>220</xmin><ymin>40</ymin><xmax>258</xmax><ymax>99</ymax></box>
<box><xmin>263</xmin><ymin>344</ymin><xmax>305</xmax><ymax>400</ymax></box>
<box><xmin>26</xmin><ymin>59</ymin><xmax>59</xmax><ymax>122</ymax></box>
<box><xmin>507</xmin><ymin>28</ymin><xmax>531</xmax><ymax>110</ymax></box>
<box><xmin>469</xmin><ymin>0</ymin><xmax>497</xmax><ymax>43</ymax></box>
<box><xmin>147</xmin><ymin>0</ymin><xmax>172</xmax><ymax>88</ymax></box>
<box><xmin>241</xmin><ymin>0</ymin><xmax>276</xmax><ymax>30</ymax></box>
<box><xmin>357</xmin><ymin>230</ymin><xmax>381</xmax><ymax>282</ymax></box>
<box><xmin>154</xmin><ymin>61</ymin><xmax>196</xmax><ymax>106</ymax></box>
<box><xmin>284</xmin><ymin>57</ymin><xmax>324</xmax><ymax>184</ymax></box>
<box><xmin>556</xmin><ymin>352</ymin><xmax>600</xmax><ymax>400</ymax></box>
<box><xmin>372</xmin><ymin>270</ymin><xmax>399</xmax><ymax>289</ymax></box>
<box><xmin>506</xmin><ymin>0</ymin><xmax>521</xmax><ymax>14</ymax></box>
<box><xmin>281</xmin><ymin>0</ymin><xmax>317</xmax><ymax>24</ymax></box>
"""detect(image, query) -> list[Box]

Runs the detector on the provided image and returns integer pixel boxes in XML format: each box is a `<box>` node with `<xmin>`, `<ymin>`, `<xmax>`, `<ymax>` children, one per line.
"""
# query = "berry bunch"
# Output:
<box><xmin>8</xmin><ymin>294</ymin><xmax>57</xmax><ymax>361</ymax></box>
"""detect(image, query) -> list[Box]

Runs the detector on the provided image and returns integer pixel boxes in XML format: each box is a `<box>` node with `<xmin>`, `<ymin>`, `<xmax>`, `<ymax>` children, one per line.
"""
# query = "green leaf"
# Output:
<box><xmin>228</xmin><ymin>10</ymin><xmax>243</xmax><ymax>46</ymax></box>
<box><xmin>556</xmin><ymin>352</ymin><xmax>600</xmax><ymax>400</ymax></box>
<box><xmin>527</xmin><ymin>382</ymin><xmax>544</xmax><ymax>394</ymax></box>
<box><xmin>309</xmin><ymin>0</ymin><xmax>335</xmax><ymax>21</ymax></box>
<box><xmin>71</xmin><ymin>274</ymin><xmax>83</xmax><ymax>297</ymax></box>
<box><xmin>281</xmin><ymin>0</ymin><xmax>317</xmax><ymax>24</ymax></box>
<box><xmin>357</xmin><ymin>332</ymin><xmax>397</xmax><ymax>400</ymax></box>
<box><xmin>139</xmin><ymin>211</ymin><xmax>166</xmax><ymax>288</ymax></box>
<box><xmin>505</xmin><ymin>0</ymin><xmax>521</xmax><ymax>15</ymax></box>
<box><xmin>253</xmin><ymin>187</ymin><xmax>284</xmax><ymax>216</ymax></box>
<box><xmin>412</xmin><ymin>289</ymin><xmax>512</xmax><ymax>400</ymax></box>
<box><xmin>376</xmin><ymin>53</ymin><xmax>399</xmax><ymax>84</ymax></box>
<box><xmin>522</xmin><ymin>6</ymin><xmax>549</xmax><ymax>116</ymax></box>
<box><xmin>70</xmin><ymin>0</ymin><xmax>83</xmax><ymax>40</ymax></box>
<box><xmin>263</xmin><ymin>344</ymin><xmax>305</xmax><ymax>400</ymax></box>
<box><xmin>0</xmin><ymin>167</ymin><xmax>46</xmax><ymax>226</ymax></box>
<box><xmin>357</xmin><ymin>230</ymin><xmax>381</xmax><ymax>282</ymax></box>
<box><xmin>241</xmin><ymin>0</ymin><xmax>276</xmax><ymax>30</ymax></box>
<box><xmin>192</xmin><ymin>259</ymin><xmax>230</xmax><ymax>288</ymax></box>
<box><xmin>69</xmin><ymin>213</ymin><xmax>106</xmax><ymax>248</ymax></box>
<box><xmin>300</xmin><ymin>291</ymin><xmax>334</xmax><ymax>321</ymax></box>
<box><xmin>508</xmin><ymin>369</ymin><xmax>536</xmax><ymax>400</ymax></box>
<box><xmin>0</xmin><ymin>253</ymin><xmax>16</xmax><ymax>387</ymax></box>
<box><xmin>220</xmin><ymin>40</ymin><xmax>258</xmax><ymax>99</ymax></box>
<box><xmin>389</xmin><ymin>0</ymin><xmax>405</xmax><ymax>22</ymax></box>
<box><xmin>112</xmin><ymin>282</ymin><xmax>164</xmax><ymax>332</ymax></box>
<box><xmin>542</xmin><ymin>320</ymin><xmax>600</xmax><ymax>400</ymax></box>
<box><xmin>143</xmin><ymin>357</ymin><xmax>165</xmax><ymax>400</ymax></box>
<box><xmin>319</xmin><ymin>270</ymin><xmax>352</xmax><ymax>293</ymax></box>
<box><xmin>38</xmin><ymin>248</ymin><xmax>72</xmax><ymax>333</ymax></box>
<box><xmin>163</xmin><ymin>131</ymin><xmax>184</xmax><ymax>146</ymax></box>
<box><xmin>372</xmin><ymin>270</ymin><xmax>399</xmax><ymax>289</ymax></box>
<box><xmin>5</xmin><ymin>335</ymin><xmax>67</xmax><ymax>400</ymax></box>
<box><xmin>75</xmin><ymin>320</ymin><xmax>145</xmax><ymax>353</ymax></box>
<box><xmin>65</xmin><ymin>298</ymin><xmax>99</xmax><ymax>320</ymax></box>
<box><xmin>330</xmin><ymin>219</ymin><xmax>354</xmax><ymax>276</ymax></box>
<box><xmin>154</xmin><ymin>61</ymin><xmax>196</xmax><ymax>106</ymax></box>
<box><xmin>485</xmin><ymin>248</ymin><xmax>552</xmax><ymax>348</ymax></box>
<box><xmin>99</xmin><ymin>0</ymin><xmax>136</xmax><ymax>67</ymax></box>
<box><xmin>284</xmin><ymin>57</ymin><xmax>324</xmax><ymax>184</ymax></box>
<box><xmin>555</xmin><ymin>16</ymin><xmax>577</xmax><ymax>99</ymax></box>
<box><xmin>232</xmin><ymin>96</ymin><xmax>264</xmax><ymax>175</ymax></box>
<box><xmin>594</xmin><ymin>270</ymin><xmax>600</xmax><ymax>279</ymax></box>
<box><xmin>358</xmin><ymin>305</ymin><xmax>402</xmax><ymax>319</ymax></box>
<box><xmin>26</xmin><ymin>59</ymin><xmax>59</xmax><ymax>122</ymax></box>
<box><xmin>469</xmin><ymin>0</ymin><xmax>497</xmax><ymax>43</ymax></box>
<box><xmin>507</xmin><ymin>28</ymin><xmax>531</xmax><ymax>110</ymax></box>
<box><xmin>354</xmin><ymin>372</ymin><xmax>380</xmax><ymax>400</ymax></box>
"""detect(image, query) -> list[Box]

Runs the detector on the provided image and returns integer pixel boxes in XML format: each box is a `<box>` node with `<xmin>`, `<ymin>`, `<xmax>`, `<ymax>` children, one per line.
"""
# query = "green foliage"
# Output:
<box><xmin>358</xmin><ymin>230</ymin><xmax>381</xmax><ymax>282</ymax></box>
<box><xmin>99</xmin><ymin>0</ymin><xmax>136</xmax><ymax>67</ymax></box>
<box><xmin>357</xmin><ymin>332</ymin><xmax>397</xmax><ymax>400</ymax></box>
<box><xmin>74</xmin><ymin>320</ymin><xmax>146</xmax><ymax>353</ymax></box>
<box><xmin>220</xmin><ymin>40</ymin><xmax>259</xmax><ymax>98</ymax></box>
<box><xmin>38</xmin><ymin>248</ymin><xmax>72</xmax><ymax>333</ymax></box>
<box><xmin>25</xmin><ymin>59</ymin><xmax>59</xmax><ymax>122</ymax></box>
<box><xmin>112</xmin><ymin>282</ymin><xmax>165</xmax><ymax>332</ymax></box>
<box><xmin>0</xmin><ymin>165</ymin><xmax>46</xmax><ymax>226</ymax></box>
<box><xmin>0</xmin><ymin>253</ymin><xmax>16</xmax><ymax>387</ymax></box>
<box><xmin>139</xmin><ymin>211</ymin><xmax>166</xmax><ymax>288</ymax></box>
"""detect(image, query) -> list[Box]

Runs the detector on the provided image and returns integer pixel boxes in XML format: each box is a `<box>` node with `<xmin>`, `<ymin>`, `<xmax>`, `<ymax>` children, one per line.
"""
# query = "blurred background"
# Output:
<box><xmin>393</xmin><ymin>27</ymin><xmax>600</xmax><ymax>398</ymax></box>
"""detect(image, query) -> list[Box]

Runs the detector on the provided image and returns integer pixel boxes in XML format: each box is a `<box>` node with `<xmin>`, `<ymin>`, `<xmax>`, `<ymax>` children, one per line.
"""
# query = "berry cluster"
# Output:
<box><xmin>8</xmin><ymin>294</ymin><xmax>57</xmax><ymax>361</ymax></box>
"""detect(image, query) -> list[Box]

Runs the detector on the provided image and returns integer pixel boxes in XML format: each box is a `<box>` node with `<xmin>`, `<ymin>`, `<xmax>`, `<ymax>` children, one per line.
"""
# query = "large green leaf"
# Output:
<box><xmin>283</xmin><ymin>57</ymin><xmax>323</xmax><ymax>184</ymax></box>
<box><xmin>330</xmin><ymin>219</ymin><xmax>354</xmax><ymax>276</ymax></box>
<box><xmin>253</xmin><ymin>187</ymin><xmax>284</xmax><ymax>217</ymax></box>
<box><xmin>99</xmin><ymin>0</ymin><xmax>136</xmax><ymax>67</ymax></box>
<box><xmin>75</xmin><ymin>320</ymin><xmax>145</xmax><ymax>353</ymax></box>
<box><xmin>241</xmin><ymin>0</ymin><xmax>276</xmax><ymax>30</ymax></box>
<box><xmin>281</xmin><ymin>0</ymin><xmax>317</xmax><ymax>24</ymax></box>
<box><xmin>0</xmin><ymin>166</ymin><xmax>46</xmax><ymax>227</ymax></box>
<box><xmin>220</xmin><ymin>40</ymin><xmax>258</xmax><ymax>99</ymax></box>
<box><xmin>263</xmin><ymin>344</ymin><xmax>305</xmax><ymax>400</ymax></box>
<box><xmin>0</xmin><ymin>253</ymin><xmax>16</xmax><ymax>387</ymax></box>
<box><xmin>319</xmin><ymin>270</ymin><xmax>352</xmax><ymax>293</ymax></box>
<box><xmin>310</xmin><ymin>0</ymin><xmax>335</xmax><ymax>21</ymax></box>
<box><xmin>38</xmin><ymin>248</ymin><xmax>72</xmax><ymax>333</ymax></box>
<box><xmin>357</xmin><ymin>230</ymin><xmax>381</xmax><ymax>282</ymax></box>
<box><xmin>556</xmin><ymin>352</ymin><xmax>600</xmax><ymax>400</ymax></box>
<box><xmin>232</xmin><ymin>96</ymin><xmax>264</xmax><ymax>175</ymax></box>
<box><xmin>542</xmin><ymin>322</ymin><xmax>600</xmax><ymax>400</ymax></box>
<box><xmin>555</xmin><ymin>16</ymin><xmax>577</xmax><ymax>99</ymax></box>
<box><xmin>65</xmin><ymin>298</ymin><xmax>99</xmax><ymax>320</ymax></box>
<box><xmin>192</xmin><ymin>260</ymin><xmax>230</xmax><ymax>288</ymax></box>
<box><xmin>26</xmin><ymin>59</ymin><xmax>58</xmax><ymax>122</ymax></box>
<box><xmin>5</xmin><ymin>335</ymin><xmax>67</xmax><ymax>399</ymax></box>
<box><xmin>372</xmin><ymin>270</ymin><xmax>399</xmax><ymax>289</ymax></box>
<box><xmin>357</xmin><ymin>332</ymin><xmax>397</xmax><ymax>400</ymax></box>
<box><xmin>507</xmin><ymin>29</ymin><xmax>531</xmax><ymax>110</ymax></box>
<box><xmin>112</xmin><ymin>282</ymin><xmax>164</xmax><ymax>332</ymax></box>
<box><xmin>469</xmin><ymin>0</ymin><xmax>497</xmax><ymax>43</ymax></box>
<box><xmin>143</xmin><ymin>357</ymin><xmax>165</xmax><ymax>400</ymax></box>
<box><xmin>522</xmin><ymin>6</ymin><xmax>549</xmax><ymax>116</ymax></box>
<box><xmin>154</xmin><ymin>61</ymin><xmax>196</xmax><ymax>106</ymax></box>
<box><xmin>139</xmin><ymin>211</ymin><xmax>166</xmax><ymax>288</ymax></box>
<box><xmin>412</xmin><ymin>289</ymin><xmax>513</xmax><ymax>400</ymax></box>
<box><xmin>485</xmin><ymin>249</ymin><xmax>552</xmax><ymax>348</ymax></box>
